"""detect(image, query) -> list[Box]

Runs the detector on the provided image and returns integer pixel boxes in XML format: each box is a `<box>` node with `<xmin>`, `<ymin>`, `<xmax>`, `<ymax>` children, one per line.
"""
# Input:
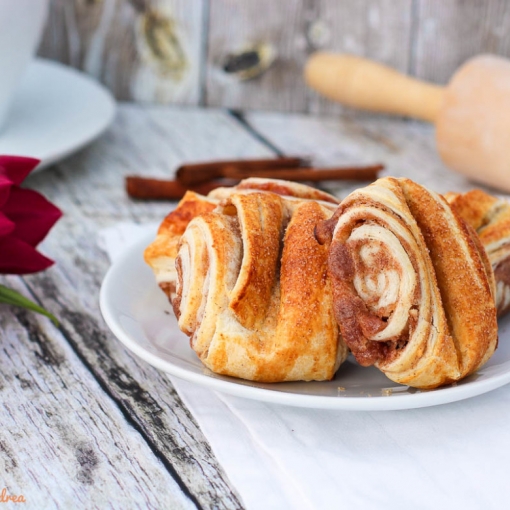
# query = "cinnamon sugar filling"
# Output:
<box><xmin>329</xmin><ymin>218</ymin><xmax>421</xmax><ymax>367</ymax></box>
<box><xmin>494</xmin><ymin>252</ymin><xmax>510</xmax><ymax>286</ymax></box>
<box><xmin>494</xmin><ymin>256</ymin><xmax>510</xmax><ymax>314</ymax></box>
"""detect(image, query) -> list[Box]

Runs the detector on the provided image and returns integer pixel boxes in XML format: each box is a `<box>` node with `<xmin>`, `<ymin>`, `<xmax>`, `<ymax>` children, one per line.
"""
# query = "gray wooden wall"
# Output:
<box><xmin>38</xmin><ymin>0</ymin><xmax>510</xmax><ymax>114</ymax></box>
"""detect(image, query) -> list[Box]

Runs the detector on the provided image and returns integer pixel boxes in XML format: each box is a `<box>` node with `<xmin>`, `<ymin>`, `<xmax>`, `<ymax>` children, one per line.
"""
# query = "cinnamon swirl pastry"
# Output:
<box><xmin>144</xmin><ymin>191</ymin><xmax>218</xmax><ymax>301</ymax></box>
<box><xmin>316</xmin><ymin>177</ymin><xmax>498</xmax><ymax>389</ymax></box>
<box><xmin>145</xmin><ymin>178</ymin><xmax>340</xmax><ymax>305</ymax></box>
<box><xmin>445</xmin><ymin>189</ymin><xmax>510</xmax><ymax>316</ymax></box>
<box><xmin>174</xmin><ymin>190</ymin><xmax>348</xmax><ymax>382</ymax></box>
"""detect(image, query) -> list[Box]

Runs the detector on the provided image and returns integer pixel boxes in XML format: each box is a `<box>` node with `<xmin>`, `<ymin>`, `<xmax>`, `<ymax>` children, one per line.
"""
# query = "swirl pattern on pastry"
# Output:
<box><xmin>144</xmin><ymin>191</ymin><xmax>218</xmax><ymax>301</ymax></box>
<box><xmin>446</xmin><ymin>189</ymin><xmax>510</xmax><ymax>315</ymax></box>
<box><xmin>174</xmin><ymin>190</ymin><xmax>348</xmax><ymax>382</ymax></box>
<box><xmin>316</xmin><ymin>177</ymin><xmax>498</xmax><ymax>389</ymax></box>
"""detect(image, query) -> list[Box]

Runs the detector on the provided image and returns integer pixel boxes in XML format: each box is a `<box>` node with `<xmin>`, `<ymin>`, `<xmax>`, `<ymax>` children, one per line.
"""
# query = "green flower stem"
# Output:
<box><xmin>0</xmin><ymin>284</ymin><xmax>58</xmax><ymax>326</ymax></box>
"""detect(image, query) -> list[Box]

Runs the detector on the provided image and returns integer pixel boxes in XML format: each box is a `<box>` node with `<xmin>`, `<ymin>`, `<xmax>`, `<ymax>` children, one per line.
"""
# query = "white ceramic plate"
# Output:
<box><xmin>0</xmin><ymin>58</ymin><xmax>115</xmax><ymax>171</ymax></box>
<box><xmin>100</xmin><ymin>231</ymin><xmax>510</xmax><ymax>410</ymax></box>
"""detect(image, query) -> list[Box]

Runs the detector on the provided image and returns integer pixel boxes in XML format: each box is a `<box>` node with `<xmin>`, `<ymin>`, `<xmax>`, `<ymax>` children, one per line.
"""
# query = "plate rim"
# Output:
<box><xmin>1</xmin><ymin>58</ymin><xmax>116</xmax><ymax>170</ymax></box>
<box><xmin>100</xmin><ymin>231</ymin><xmax>510</xmax><ymax>411</ymax></box>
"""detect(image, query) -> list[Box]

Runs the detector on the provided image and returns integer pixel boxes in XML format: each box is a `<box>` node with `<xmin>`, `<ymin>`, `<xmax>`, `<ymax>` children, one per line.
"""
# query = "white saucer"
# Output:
<box><xmin>100</xmin><ymin>229</ymin><xmax>510</xmax><ymax>411</ymax></box>
<box><xmin>0</xmin><ymin>58</ymin><xmax>116</xmax><ymax>171</ymax></box>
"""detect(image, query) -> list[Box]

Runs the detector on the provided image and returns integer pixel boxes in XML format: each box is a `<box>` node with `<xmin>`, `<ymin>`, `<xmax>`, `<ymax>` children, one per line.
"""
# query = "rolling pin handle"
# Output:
<box><xmin>305</xmin><ymin>53</ymin><xmax>445</xmax><ymax>123</ymax></box>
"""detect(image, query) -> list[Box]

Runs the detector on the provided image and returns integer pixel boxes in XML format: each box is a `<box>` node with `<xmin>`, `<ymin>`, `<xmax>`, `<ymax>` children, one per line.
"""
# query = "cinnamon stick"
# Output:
<box><xmin>125</xmin><ymin>176</ymin><xmax>237</xmax><ymax>200</ymax></box>
<box><xmin>223</xmin><ymin>164</ymin><xmax>383</xmax><ymax>182</ymax></box>
<box><xmin>176</xmin><ymin>156</ymin><xmax>308</xmax><ymax>185</ymax></box>
<box><xmin>126</xmin><ymin>162</ymin><xmax>384</xmax><ymax>200</ymax></box>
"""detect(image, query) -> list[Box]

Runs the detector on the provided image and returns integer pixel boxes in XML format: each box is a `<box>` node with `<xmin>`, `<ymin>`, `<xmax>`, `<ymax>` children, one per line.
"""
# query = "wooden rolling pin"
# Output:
<box><xmin>305</xmin><ymin>53</ymin><xmax>510</xmax><ymax>192</ymax></box>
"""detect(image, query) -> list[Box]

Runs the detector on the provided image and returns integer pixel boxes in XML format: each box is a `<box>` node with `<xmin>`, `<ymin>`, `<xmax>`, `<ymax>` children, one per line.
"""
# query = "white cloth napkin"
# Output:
<box><xmin>99</xmin><ymin>223</ymin><xmax>510</xmax><ymax>510</ymax></box>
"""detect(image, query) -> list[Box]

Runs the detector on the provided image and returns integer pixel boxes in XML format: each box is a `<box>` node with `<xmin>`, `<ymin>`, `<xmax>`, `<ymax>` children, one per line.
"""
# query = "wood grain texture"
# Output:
<box><xmin>39</xmin><ymin>0</ymin><xmax>205</xmax><ymax>103</ymax></box>
<box><xmin>205</xmin><ymin>0</ymin><xmax>309</xmax><ymax>112</ymax></box>
<box><xmin>413</xmin><ymin>0</ymin><xmax>510</xmax><ymax>84</ymax></box>
<box><xmin>38</xmin><ymin>0</ymin><xmax>510</xmax><ymax>111</ymax></box>
<box><xmin>205</xmin><ymin>0</ymin><xmax>412</xmax><ymax>114</ymax></box>
<box><xmin>15</xmin><ymin>105</ymin><xmax>275</xmax><ymax>509</ymax></box>
<box><xmin>0</xmin><ymin>276</ymin><xmax>194</xmax><ymax>510</ymax></box>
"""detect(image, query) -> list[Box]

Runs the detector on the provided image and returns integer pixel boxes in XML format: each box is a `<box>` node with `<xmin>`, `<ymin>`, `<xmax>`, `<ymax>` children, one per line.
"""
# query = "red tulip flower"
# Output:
<box><xmin>0</xmin><ymin>156</ymin><xmax>62</xmax><ymax>323</ymax></box>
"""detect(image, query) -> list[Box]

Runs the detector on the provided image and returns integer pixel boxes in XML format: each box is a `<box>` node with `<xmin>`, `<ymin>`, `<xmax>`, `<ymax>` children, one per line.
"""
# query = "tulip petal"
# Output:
<box><xmin>0</xmin><ymin>156</ymin><xmax>40</xmax><ymax>185</ymax></box>
<box><xmin>0</xmin><ymin>235</ymin><xmax>54</xmax><ymax>274</ymax></box>
<box><xmin>0</xmin><ymin>211</ymin><xmax>15</xmax><ymax>238</ymax></box>
<box><xmin>3</xmin><ymin>187</ymin><xmax>62</xmax><ymax>246</ymax></box>
<box><xmin>0</xmin><ymin>173</ymin><xmax>13</xmax><ymax>208</ymax></box>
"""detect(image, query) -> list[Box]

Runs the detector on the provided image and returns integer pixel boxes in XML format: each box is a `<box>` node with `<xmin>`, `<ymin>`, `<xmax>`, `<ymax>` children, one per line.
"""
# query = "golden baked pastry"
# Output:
<box><xmin>144</xmin><ymin>191</ymin><xmax>218</xmax><ymax>301</ymax></box>
<box><xmin>173</xmin><ymin>189</ymin><xmax>348</xmax><ymax>382</ymax></box>
<box><xmin>316</xmin><ymin>177</ymin><xmax>498</xmax><ymax>389</ymax></box>
<box><xmin>445</xmin><ymin>189</ymin><xmax>510</xmax><ymax>316</ymax></box>
<box><xmin>144</xmin><ymin>178</ymin><xmax>340</xmax><ymax>305</ymax></box>
<box><xmin>221</xmin><ymin>177</ymin><xmax>342</xmax><ymax>204</ymax></box>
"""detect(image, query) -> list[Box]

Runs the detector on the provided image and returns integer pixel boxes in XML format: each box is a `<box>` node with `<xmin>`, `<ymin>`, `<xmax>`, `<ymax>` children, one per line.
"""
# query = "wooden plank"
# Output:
<box><xmin>205</xmin><ymin>0</ymin><xmax>309</xmax><ymax>112</ymax></box>
<box><xmin>0</xmin><ymin>276</ymin><xmax>194</xmax><ymax>509</ymax></box>
<box><xmin>307</xmin><ymin>0</ymin><xmax>413</xmax><ymax>115</ymax></box>
<box><xmin>244</xmin><ymin>110</ymin><xmax>495</xmax><ymax>198</ymax></box>
<box><xmin>413</xmin><ymin>0</ymin><xmax>510</xmax><ymax>84</ymax></box>
<box><xmin>38</xmin><ymin>0</ymin><xmax>510</xmax><ymax>111</ymax></box>
<box><xmin>20</xmin><ymin>105</ymin><xmax>275</xmax><ymax>508</ymax></box>
<box><xmin>39</xmin><ymin>0</ymin><xmax>205</xmax><ymax>104</ymax></box>
<box><xmin>205</xmin><ymin>0</ymin><xmax>412</xmax><ymax>114</ymax></box>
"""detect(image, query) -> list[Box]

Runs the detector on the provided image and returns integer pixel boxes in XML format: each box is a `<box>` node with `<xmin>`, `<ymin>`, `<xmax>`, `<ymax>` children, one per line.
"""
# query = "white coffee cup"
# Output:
<box><xmin>0</xmin><ymin>0</ymin><xmax>49</xmax><ymax>131</ymax></box>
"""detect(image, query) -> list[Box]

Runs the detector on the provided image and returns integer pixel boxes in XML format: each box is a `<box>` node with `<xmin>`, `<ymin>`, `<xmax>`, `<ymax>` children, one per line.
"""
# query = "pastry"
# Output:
<box><xmin>144</xmin><ymin>190</ymin><xmax>218</xmax><ymax>301</ymax></box>
<box><xmin>316</xmin><ymin>177</ymin><xmax>498</xmax><ymax>389</ymax></box>
<box><xmin>173</xmin><ymin>188</ymin><xmax>348</xmax><ymax>382</ymax></box>
<box><xmin>144</xmin><ymin>178</ymin><xmax>340</xmax><ymax>305</ymax></box>
<box><xmin>445</xmin><ymin>189</ymin><xmax>510</xmax><ymax>316</ymax></box>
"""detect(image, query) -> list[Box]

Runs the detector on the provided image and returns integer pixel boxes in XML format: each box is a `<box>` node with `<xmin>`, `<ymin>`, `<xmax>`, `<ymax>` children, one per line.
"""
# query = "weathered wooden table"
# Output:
<box><xmin>0</xmin><ymin>105</ymin><xmax>485</xmax><ymax>509</ymax></box>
